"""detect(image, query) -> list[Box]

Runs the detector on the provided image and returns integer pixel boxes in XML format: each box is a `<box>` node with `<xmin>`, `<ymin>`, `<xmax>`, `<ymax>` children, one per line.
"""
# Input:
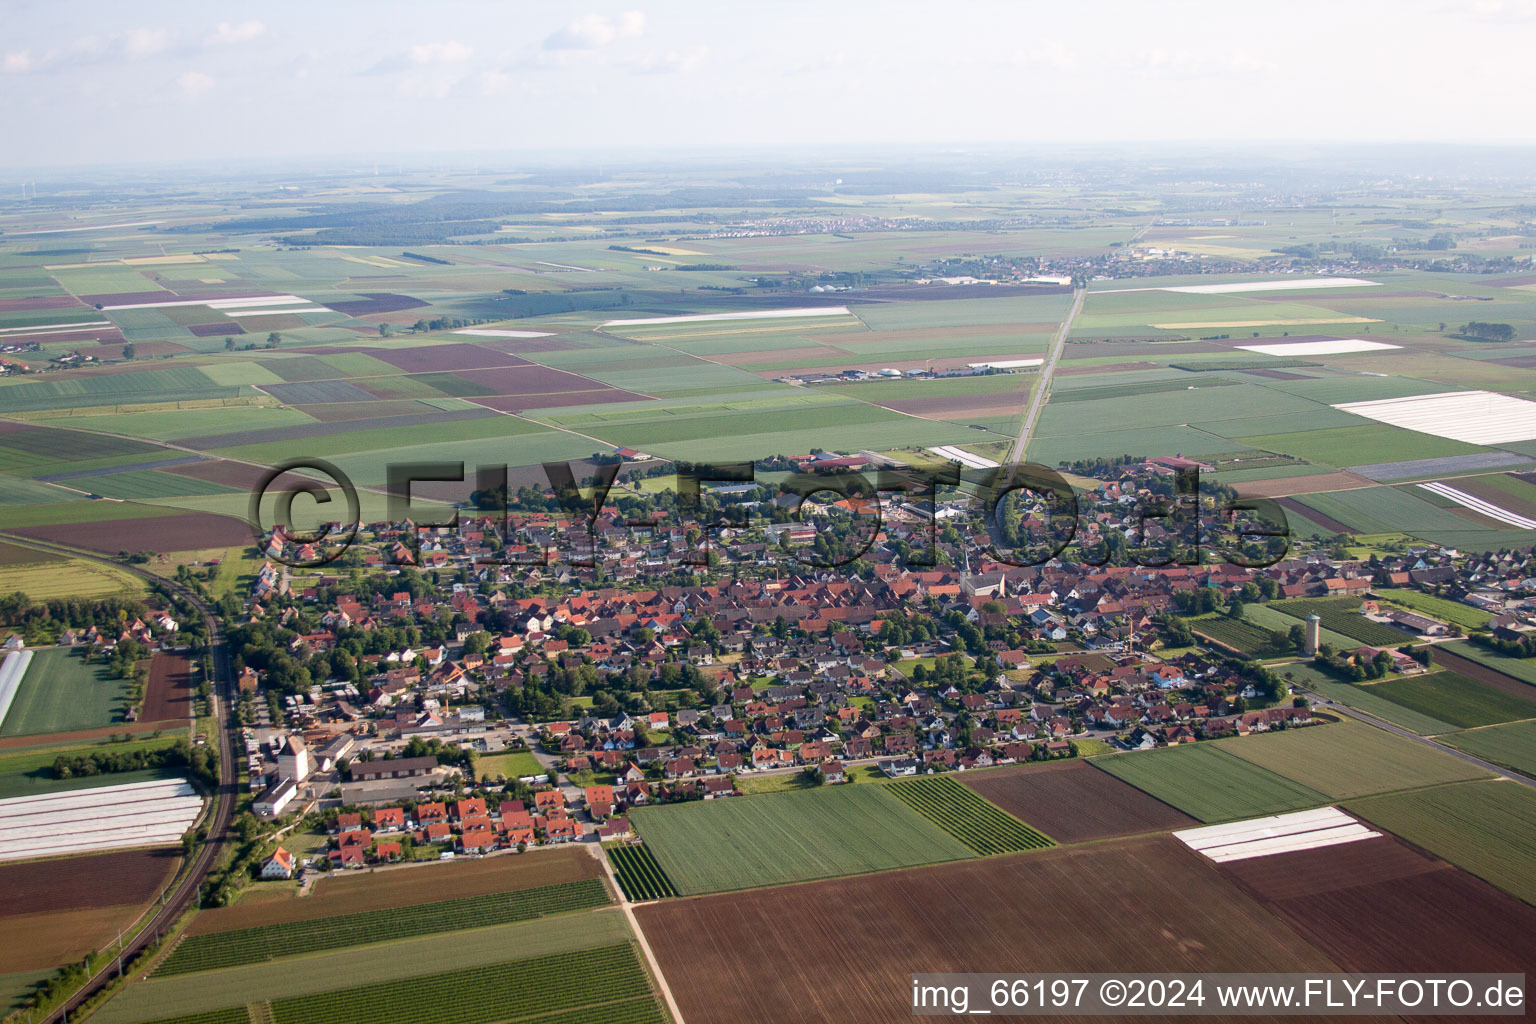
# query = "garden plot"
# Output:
<box><xmin>1175</xmin><ymin>807</ymin><xmax>1379</xmax><ymax>863</ymax></box>
<box><xmin>1235</xmin><ymin>339</ymin><xmax>1399</xmax><ymax>357</ymax></box>
<box><xmin>0</xmin><ymin>778</ymin><xmax>201</xmax><ymax>861</ymax></box>
<box><xmin>1416</xmin><ymin>482</ymin><xmax>1536</xmax><ymax>529</ymax></box>
<box><xmin>1333</xmin><ymin>390</ymin><xmax>1536</xmax><ymax>445</ymax></box>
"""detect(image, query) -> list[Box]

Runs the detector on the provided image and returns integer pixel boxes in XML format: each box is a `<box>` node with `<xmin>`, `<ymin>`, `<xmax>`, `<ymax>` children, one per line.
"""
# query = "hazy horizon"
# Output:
<box><xmin>5</xmin><ymin>0</ymin><xmax>1536</xmax><ymax>170</ymax></box>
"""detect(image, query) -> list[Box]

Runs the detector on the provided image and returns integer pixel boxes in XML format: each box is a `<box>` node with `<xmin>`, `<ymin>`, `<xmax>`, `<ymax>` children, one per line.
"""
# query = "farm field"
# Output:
<box><xmin>156</xmin><ymin>877</ymin><xmax>610</xmax><ymax>974</ymax></box>
<box><xmin>1438</xmin><ymin>640</ymin><xmax>1536</xmax><ymax>686</ymax></box>
<box><xmin>1365</xmin><ymin>670</ymin><xmax>1536</xmax><ymax>729</ymax></box>
<box><xmin>1240</xmin><ymin>601</ymin><xmax>1355</xmax><ymax>650</ymax></box>
<box><xmin>92</xmin><ymin>911</ymin><xmax>642</xmax><ymax>1024</ymax></box>
<box><xmin>0</xmin><ymin>646</ymin><xmax>136</xmax><ymax>738</ymax></box>
<box><xmin>1441</xmin><ymin>720</ymin><xmax>1536</xmax><ymax>778</ymax></box>
<box><xmin>1349</xmin><ymin>780</ymin><xmax>1536</xmax><ymax>906</ymax></box>
<box><xmin>186</xmin><ymin>845</ymin><xmax>600</xmax><ymax>933</ymax></box>
<box><xmin>0</xmin><ymin>733</ymin><xmax>184</xmax><ymax>799</ymax></box>
<box><xmin>1269</xmin><ymin>597</ymin><xmax>1416</xmax><ymax>647</ymax></box>
<box><xmin>636</xmin><ymin>834</ymin><xmax>1343</xmax><ymax>1024</ymax></box>
<box><xmin>628</xmin><ymin>782</ymin><xmax>971</xmax><ymax>895</ymax></box>
<box><xmin>1219</xmin><ymin>833</ymin><xmax>1536</xmax><ymax>974</ymax></box>
<box><xmin>884</xmin><ymin>775</ymin><xmax>1054</xmax><ymax>855</ymax></box>
<box><xmin>606</xmin><ymin>842</ymin><xmax>679</xmax><ymax>901</ymax></box>
<box><xmin>1278</xmin><ymin>663</ymin><xmax>1459</xmax><ymax>735</ymax></box>
<box><xmin>956</xmin><ymin>760</ymin><xmax>1196</xmax><ymax>842</ymax></box>
<box><xmin>1217</xmin><ymin>720</ymin><xmax>1491</xmax><ymax>798</ymax></box>
<box><xmin>0</xmin><ymin>557</ymin><xmax>145</xmax><ymax>601</ymax></box>
<box><xmin>1092</xmin><ymin>743</ymin><xmax>1330</xmax><ymax>822</ymax></box>
<box><xmin>0</xmin><ymin>847</ymin><xmax>182</xmax><ymax>972</ymax></box>
<box><xmin>1189</xmin><ymin>614</ymin><xmax>1291</xmax><ymax>658</ymax></box>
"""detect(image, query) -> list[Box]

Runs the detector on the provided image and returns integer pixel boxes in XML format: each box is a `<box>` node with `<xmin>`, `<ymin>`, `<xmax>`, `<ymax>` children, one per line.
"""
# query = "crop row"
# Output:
<box><xmin>270</xmin><ymin>943</ymin><xmax>651</xmax><ymax>1024</ymax></box>
<box><xmin>1193</xmin><ymin>616</ymin><xmax>1290</xmax><ymax>658</ymax></box>
<box><xmin>886</xmin><ymin>776</ymin><xmax>1054</xmax><ymax>855</ymax></box>
<box><xmin>144</xmin><ymin>1009</ymin><xmax>251</xmax><ymax>1024</ymax></box>
<box><xmin>1272</xmin><ymin>598</ymin><xmax>1412</xmax><ymax>648</ymax></box>
<box><xmin>158</xmin><ymin>877</ymin><xmax>610</xmax><ymax>975</ymax></box>
<box><xmin>607</xmin><ymin>843</ymin><xmax>678</xmax><ymax>901</ymax></box>
<box><xmin>517</xmin><ymin>996</ymin><xmax>667</xmax><ymax>1024</ymax></box>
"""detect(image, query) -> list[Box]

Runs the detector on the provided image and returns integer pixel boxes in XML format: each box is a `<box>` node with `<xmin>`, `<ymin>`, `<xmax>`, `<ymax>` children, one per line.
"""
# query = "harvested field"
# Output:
<box><xmin>1221</xmin><ymin>833</ymin><xmax>1536</xmax><ymax>975</ymax></box>
<box><xmin>1233</xmin><ymin>472</ymin><xmax>1375</xmax><ymax>498</ymax></box>
<box><xmin>957</xmin><ymin>760</ymin><xmax>1196</xmax><ymax>843</ymax></box>
<box><xmin>4</xmin><ymin>903</ymin><xmax>162</xmax><ymax>971</ymax></box>
<box><xmin>637</xmin><ymin>834</ymin><xmax>1348</xmax><ymax>1024</ymax></box>
<box><xmin>187</xmin><ymin>845</ymin><xmax>599</xmax><ymax>934</ymax></box>
<box><xmin>12</xmin><ymin>512</ymin><xmax>251</xmax><ymax>554</ymax></box>
<box><xmin>0</xmin><ymin>848</ymin><xmax>179</xmax><ymax>919</ymax></box>
<box><xmin>142</xmin><ymin>652</ymin><xmax>194</xmax><ymax>723</ymax></box>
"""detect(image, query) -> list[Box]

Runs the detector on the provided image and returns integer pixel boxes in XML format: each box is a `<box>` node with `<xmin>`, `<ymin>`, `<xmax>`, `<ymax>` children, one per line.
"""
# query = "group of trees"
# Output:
<box><xmin>1457</xmin><ymin>321</ymin><xmax>1516</xmax><ymax>342</ymax></box>
<box><xmin>51</xmin><ymin>736</ymin><xmax>217</xmax><ymax>789</ymax></box>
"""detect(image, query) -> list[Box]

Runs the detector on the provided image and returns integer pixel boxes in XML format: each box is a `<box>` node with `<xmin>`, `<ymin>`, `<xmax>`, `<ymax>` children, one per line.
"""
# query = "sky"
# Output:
<box><xmin>3</xmin><ymin>0</ymin><xmax>1536</xmax><ymax>168</ymax></box>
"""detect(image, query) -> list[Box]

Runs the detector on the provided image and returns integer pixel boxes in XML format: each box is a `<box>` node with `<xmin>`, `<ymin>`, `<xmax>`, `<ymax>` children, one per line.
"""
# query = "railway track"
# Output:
<box><xmin>0</xmin><ymin>533</ymin><xmax>238</xmax><ymax>1024</ymax></box>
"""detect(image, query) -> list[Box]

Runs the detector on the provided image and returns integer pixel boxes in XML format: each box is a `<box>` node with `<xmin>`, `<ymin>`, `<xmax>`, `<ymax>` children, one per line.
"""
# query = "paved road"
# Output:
<box><xmin>1005</xmin><ymin>286</ymin><xmax>1085</xmax><ymax>478</ymax></box>
<box><xmin>0</xmin><ymin>532</ymin><xmax>238</xmax><ymax>1024</ymax></box>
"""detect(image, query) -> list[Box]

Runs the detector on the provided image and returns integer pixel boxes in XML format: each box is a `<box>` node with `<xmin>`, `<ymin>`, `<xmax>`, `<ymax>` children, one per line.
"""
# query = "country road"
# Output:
<box><xmin>1005</xmin><ymin>286</ymin><xmax>1085</xmax><ymax>477</ymax></box>
<box><xmin>0</xmin><ymin>532</ymin><xmax>238</xmax><ymax>1024</ymax></box>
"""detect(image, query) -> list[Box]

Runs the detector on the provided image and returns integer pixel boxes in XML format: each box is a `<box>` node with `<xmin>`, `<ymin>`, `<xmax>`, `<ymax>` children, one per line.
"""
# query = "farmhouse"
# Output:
<box><xmin>260</xmin><ymin>847</ymin><xmax>296</xmax><ymax>879</ymax></box>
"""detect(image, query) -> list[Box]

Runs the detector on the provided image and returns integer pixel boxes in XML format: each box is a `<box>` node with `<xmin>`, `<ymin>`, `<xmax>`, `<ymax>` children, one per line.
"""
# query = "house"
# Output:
<box><xmin>819</xmin><ymin>760</ymin><xmax>846</xmax><ymax>783</ymax></box>
<box><xmin>330</xmin><ymin>844</ymin><xmax>367</xmax><ymax>869</ymax></box>
<box><xmin>584</xmin><ymin>785</ymin><xmax>614</xmax><ymax>819</ymax></box>
<box><xmin>260</xmin><ymin>847</ymin><xmax>296</xmax><ymax>879</ymax></box>
<box><xmin>878</xmin><ymin>757</ymin><xmax>919</xmax><ymax>777</ymax></box>
<box><xmin>374</xmin><ymin>841</ymin><xmax>403</xmax><ymax>863</ymax></box>
<box><xmin>374</xmin><ymin>807</ymin><xmax>406</xmax><ymax>832</ymax></box>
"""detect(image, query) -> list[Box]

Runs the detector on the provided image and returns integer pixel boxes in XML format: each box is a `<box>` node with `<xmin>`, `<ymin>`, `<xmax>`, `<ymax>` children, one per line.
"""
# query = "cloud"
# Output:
<box><xmin>543</xmin><ymin>11</ymin><xmax>645</xmax><ymax>50</ymax></box>
<box><xmin>410</xmin><ymin>40</ymin><xmax>473</xmax><ymax>64</ymax></box>
<box><xmin>125</xmin><ymin>27</ymin><xmax>169</xmax><ymax>59</ymax></box>
<box><xmin>177</xmin><ymin>70</ymin><xmax>214</xmax><ymax>96</ymax></box>
<box><xmin>3</xmin><ymin>50</ymin><xmax>37</xmax><ymax>73</ymax></box>
<box><xmin>629</xmin><ymin>46</ymin><xmax>707</xmax><ymax>75</ymax></box>
<box><xmin>1014</xmin><ymin>43</ymin><xmax>1079</xmax><ymax>73</ymax></box>
<box><xmin>207</xmin><ymin>20</ymin><xmax>267</xmax><ymax>45</ymax></box>
<box><xmin>1463</xmin><ymin>0</ymin><xmax>1536</xmax><ymax>20</ymax></box>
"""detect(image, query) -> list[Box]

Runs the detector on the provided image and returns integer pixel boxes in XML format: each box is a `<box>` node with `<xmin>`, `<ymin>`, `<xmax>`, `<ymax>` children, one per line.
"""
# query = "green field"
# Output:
<box><xmin>0</xmin><ymin>647</ymin><xmax>137</xmax><ymax>738</ymax></box>
<box><xmin>1241</xmin><ymin>603</ymin><xmax>1354</xmax><ymax>651</ymax></box>
<box><xmin>629</xmin><ymin>782</ymin><xmax>972</xmax><ymax>895</ymax></box>
<box><xmin>0</xmin><ymin>558</ymin><xmax>145</xmax><ymax>601</ymax></box>
<box><xmin>93</xmin><ymin>912</ymin><xmax>634</xmax><ymax>1024</ymax></box>
<box><xmin>605</xmin><ymin>843</ymin><xmax>679</xmax><ymax>901</ymax></box>
<box><xmin>885</xmin><ymin>775</ymin><xmax>1055</xmax><ymax>855</ymax></box>
<box><xmin>1373</xmin><ymin>589</ymin><xmax>1495</xmax><ymax>631</ymax></box>
<box><xmin>1349</xmin><ymin>781</ymin><xmax>1536</xmax><ymax>906</ymax></box>
<box><xmin>1269</xmin><ymin>597</ymin><xmax>1417</xmax><ymax>648</ymax></box>
<box><xmin>1440</xmin><ymin>640</ymin><xmax>1536</xmax><ymax>686</ymax></box>
<box><xmin>1218</xmin><ymin>721</ymin><xmax>1490</xmax><ymax>799</ymax></box>
<box><xmin>1093</xmin><ymin>743</ymin><xmax>1330</xmax><ymax>823</ymax></box>
<box><xmin>1441</xmin><ymin>720</ymin><xmax>1536</xmax><ymax>778</ymax></box>
<box><xmin>1366</xmin><ymin>671</ymin><xmax>1536</xmax><ymax>730</ymax></box>
<box><xmin>155</xmin><ymin>878</ymin><xmax>610</xmax><ymax>975</ymax></box>
<box><xmin>1279</xmin><ymin>664</ymin><xmax>1458</xmax><ymax>735</ymax></box>
<box><xmin>474</xmin><ymin>749</ymin><xmax>546</xmax><ymax>781</ymax></box>
<box><xmin>266</xmin><ymin>945</ymin><xmax>661</xmax><ymax>1024</ymax></box>
<box><xmin>1190</xmin><ymin>615</ymin><xmax>1291</xmax><ymax>659</ymax></box>
<box><xmin>0</xmin><ymin>733</ymin><xmax>182</xmax><ymax>798</ymax></box>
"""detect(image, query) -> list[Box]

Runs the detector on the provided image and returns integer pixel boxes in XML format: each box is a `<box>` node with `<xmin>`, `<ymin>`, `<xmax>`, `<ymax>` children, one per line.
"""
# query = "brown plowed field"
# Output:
<box><xmin>0</xmin><ymin>296</ymin><xmax>85</xmax><ymax>312</ymax></box>
<box><xmin>1452</xmin><ymin>476</ymin><xmax>1536</xmax><ymax>518</ymax></box>
<box><xmin>187</xmin><ymin>322</ymin><xmax>245</xmax><ymax>337</ymax></box>
<box><xmin>369</xmin><ymin>344</ymin><xmax>530</xmax><ymax>373</ymax></box>
<box><xmin>1222</xmin><ymin>836</ymin><xmax>1536</xmax><ymax>978</ymax></box>
<box><xmin>637</xmin><ymin>835</ymin><xmax>1347</xmax><ymax>1024</ymax></box>
<box><xmin>162</xmin><ymin>460</ymin><xmax>272</xmax><ymax>491</ymax></box>
<box><xmin>186</xmin><ymin>845</ymin><xmax>601</xmax><ymax>935</ymax></box>
<box><xmin>13</xmin><ymin>512</ymin><xmax>252</xmax><ymax>554</ymax></box>
<box><xmin>958</xmin><ymin>760</ymin><xmax>1196</xmax><ymax>843</ymax></box>
<box><xmin>6</xmin><ymin>904</ymin><xmax>162</xmax><ymax>971</ymax></box>
<box><xmin>141</xmin><ymin>652</ymin><xmax>193</xmax><ymax>723</ymax></box>
<box><xmin>1425</xmin><ymin>649</ymin><xmax>1536</xmax><ymax>700</ymax></box>
<box><xmin>1057</xmin><ymin>360</ymin><xmax>1160</xmax><ymax>375</ymax></box>
<box><xmin>1234</xmin><ymin>472</ymin><xmax>1376</xmax><ymax>498</ymax></box>
<box><xmin>1276</xmin><ymin>496</ymin><xmax>1353</xmax><ymax>534</ymax></box>
<box><xmin>0</xmin><ymin>849</ymin><xmax>180</xmax><ymax>919</ymax></box>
